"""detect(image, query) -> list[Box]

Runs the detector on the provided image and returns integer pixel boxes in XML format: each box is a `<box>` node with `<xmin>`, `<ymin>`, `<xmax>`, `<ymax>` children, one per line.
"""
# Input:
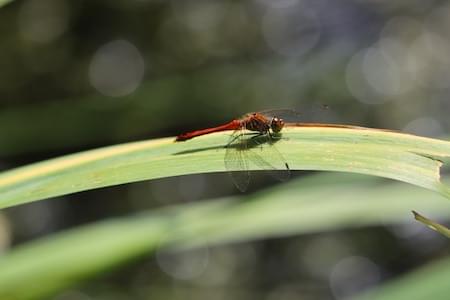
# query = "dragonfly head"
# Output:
<box><xmin>270</xmin><ymin>117</ymin><xmax>285</xmax><ymax>133</ymax></box>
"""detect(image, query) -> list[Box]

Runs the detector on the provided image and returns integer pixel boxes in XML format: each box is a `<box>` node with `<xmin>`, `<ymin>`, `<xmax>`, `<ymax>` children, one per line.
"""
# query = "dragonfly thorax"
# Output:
<box><xmin>244</xmin><ymin>113</ymin><xmax>271</xmax><ymax>133</ymax></box>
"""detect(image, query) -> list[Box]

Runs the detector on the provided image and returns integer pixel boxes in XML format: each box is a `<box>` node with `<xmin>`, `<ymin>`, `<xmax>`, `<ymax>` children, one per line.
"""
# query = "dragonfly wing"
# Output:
<box><xmin>244</xmin><ymin>138</ymin><xmax>290</xmax><ymax>182</ymax></box>
<box><xmin>224</xmin><ymin>131</ymin><xmax>250</xmax><ymax>192</ymax></box>
<box><xmin>258</xmin><ymin>109</ymin><xmax>301</xmax><ymax>123</ymax></box>
<box><xmin>259</xmin><ymin>106</ymin><xmax>330</xmax><ymax>123</ymax></box>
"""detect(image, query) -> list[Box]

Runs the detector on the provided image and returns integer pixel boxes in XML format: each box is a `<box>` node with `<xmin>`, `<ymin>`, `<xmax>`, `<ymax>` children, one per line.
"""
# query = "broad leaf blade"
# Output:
<box><xmin>1</xmin><ymin>126</ymin><xmax>450</xmax><ymax>209</ymax></box>
<box><xmin>0</xmin><ymin>173</ymin><xmax>449</xmax><ymax>299</ymax></box>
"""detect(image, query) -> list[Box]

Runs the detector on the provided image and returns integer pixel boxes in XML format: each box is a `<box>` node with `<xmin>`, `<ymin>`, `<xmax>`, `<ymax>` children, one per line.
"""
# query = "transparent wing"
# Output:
<box><xmin>258</xmin><ymin>105</ymin><xmax>331</xmax><ymax>123</ymax></box>
<box><xmin>243</xmin><ymin>136</ymin><xmax>290</xmax><ymax>182</ymax></box>
<box><xmin>258</xmin><ymin>109</ymin><xmax>302</xmax><ymax>123</ymax></box>
<box><xmin>224</xmin><ymin>129</ymin><xmax>250</xmax><ymax>192</ymax></box>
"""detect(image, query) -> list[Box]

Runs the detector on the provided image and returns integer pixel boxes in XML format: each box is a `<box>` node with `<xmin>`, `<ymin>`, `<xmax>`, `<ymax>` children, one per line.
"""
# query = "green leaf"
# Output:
<box><xmin>353</xmin><ymin>256</ymin><xmax>450</xmax><ymax>300</ymax></box>
<box><xmin>0</xmin><ymin>0</ymin><xmax>12</xmax><ymax>8</ymax></box>
<box><xmin>1</xmin><ymin>126</ymin><xmax>450</xmax><ymax>209</ymax></box>
<box><xmin>0</xmin><ymin>173</ymin><xmax>449</xmax><ymax>299</ymax></box>
<box><xmin>412</xmin><ymin>210</ymin><xmax>450</xmax><ymax>238</ymax></box>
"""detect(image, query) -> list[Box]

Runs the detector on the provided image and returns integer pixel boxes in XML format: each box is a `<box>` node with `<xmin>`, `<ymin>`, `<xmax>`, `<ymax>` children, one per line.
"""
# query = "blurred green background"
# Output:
<box><xmin>0</xmin><ymin>0</ymin><xmax>449</xmax><ymax>299</ymax></box>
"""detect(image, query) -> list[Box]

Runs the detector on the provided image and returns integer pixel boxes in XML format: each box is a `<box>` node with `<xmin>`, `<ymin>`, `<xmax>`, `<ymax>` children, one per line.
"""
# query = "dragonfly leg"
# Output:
<box><xmin>250</xmin><ymin>132</ymin><xmax>271</xmax><ymax>151</ymax></box>
<box><xmin>226</xmin><ymin>134</ymin><xmax>241</xmax><ymax>147</ymax></box>
<box><xmin>226</xmin><ymin>132</ymin><xmax>261</xmax><ymax>147</ymax></box>
<box><xmin>269</xmin><ymin>130</ymin><xmax>281</xmax><ymax>139</ymax></box>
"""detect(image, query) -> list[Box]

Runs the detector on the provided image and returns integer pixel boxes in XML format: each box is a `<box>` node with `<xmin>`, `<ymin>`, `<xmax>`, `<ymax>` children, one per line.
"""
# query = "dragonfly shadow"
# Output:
<box><xmin>173</xmin><ymin>133</ymin><xmax>283</xmax><ymax>156</ymax></box>
<box><xmin>173</xmin><ymin>144</ymin><xmax>224</xmax><ymax>156</ymax></box>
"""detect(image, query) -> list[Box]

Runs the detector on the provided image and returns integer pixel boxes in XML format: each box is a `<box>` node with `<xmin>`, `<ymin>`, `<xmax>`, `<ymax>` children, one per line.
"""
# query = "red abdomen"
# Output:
<box><xmin>176</xmin><ymin>119</ymin><xmax>241</xmax><ymax>141</ymax></box>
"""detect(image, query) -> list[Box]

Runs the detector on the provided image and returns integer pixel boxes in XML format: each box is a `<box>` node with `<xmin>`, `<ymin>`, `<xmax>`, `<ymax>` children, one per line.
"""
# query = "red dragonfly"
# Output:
<box><xmin>176</xmin><ymin>111</ymin><xmax>290</xmax><ymax>192</ymax></box>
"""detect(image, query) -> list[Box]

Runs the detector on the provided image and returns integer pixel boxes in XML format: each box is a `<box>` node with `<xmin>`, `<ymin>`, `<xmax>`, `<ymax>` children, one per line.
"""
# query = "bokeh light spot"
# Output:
<box><xmin>156</xmin><ymin>247</ymin><xmax>210</xmax><ymax>281</ymax></box>
<box><xmin>363</xmin><ymin>40</ymin><xmax>411</xmax><ymax>96</ymax></box>
<box><xmin>299</xmin><ymin>236</ymin><xmax>353</xmax><ymax>279</ymax></box>
<box><xmin>89</xmin><ymin>40</ymin><xmax>145</xmax><ymax>97</ymax></box>
<box><xmin>346</xmin><ymin>48</ymin><xmax>384</xmax><ymax>104</ymax></box>
<box><xmin>329</xmin><ymin>256</ymin><xmax>381</xmax><ymax>299</ymax></box>
<box><xmin>18</xmin><ymin>0</ymin><xmax>69</xmax><ymax>44</ymax></box>
<box><xmin>402</xmin><ymin>117</ymin><xmax>443</xmax><ymax>137</ymax></box>
<box><xmin>261</xmin><ymin>4</ymin><xmax>320</xmax><ymax>57</ymax></box>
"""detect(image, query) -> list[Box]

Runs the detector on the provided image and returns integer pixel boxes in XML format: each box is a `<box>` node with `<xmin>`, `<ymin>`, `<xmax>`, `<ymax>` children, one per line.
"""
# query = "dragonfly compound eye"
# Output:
<box><xmin>271</xmin><ymin>117</ymin><xmax>285</xmax><ymax>133</ymax></box>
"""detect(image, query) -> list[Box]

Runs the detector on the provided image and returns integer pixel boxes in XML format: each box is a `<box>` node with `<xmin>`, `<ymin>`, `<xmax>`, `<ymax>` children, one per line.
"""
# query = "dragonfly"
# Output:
<box><xmin>175</xmin><ymin>110</ymin><xmax>291</xmax><ymax>192</ymax></box>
